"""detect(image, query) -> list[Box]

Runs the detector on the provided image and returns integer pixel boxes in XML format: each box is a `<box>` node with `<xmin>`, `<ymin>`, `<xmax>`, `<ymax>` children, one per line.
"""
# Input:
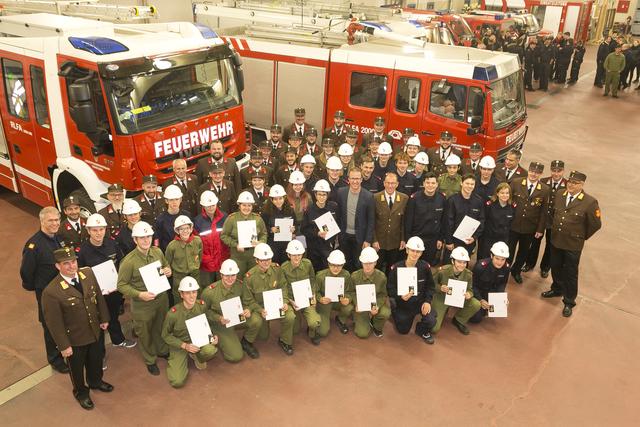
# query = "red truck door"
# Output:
<box><xmin>387</xmin><ymin>70</ymin><xmax>427</xmax><ymax>149</ymax></box>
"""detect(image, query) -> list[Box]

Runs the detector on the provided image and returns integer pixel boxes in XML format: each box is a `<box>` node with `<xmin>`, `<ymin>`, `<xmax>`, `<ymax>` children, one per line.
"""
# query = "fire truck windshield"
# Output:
<box><xmin>105</xmin><ymin>57</ymin><xmax>240</xmax><ymax>135</ymax></box>
<box><xmin>522</xmin><ymin>15</ymin><xmax>541</xmax><ymax>34</ymax></box>
<box><xmin>449</xmin><ymin>17</ymin><xmax>474</xmax><ymax>40</ymax></box>
<box><xmin>489</xmin><ymin>71</ymin><xmax>525</xmax><ymax>130</ymax></box>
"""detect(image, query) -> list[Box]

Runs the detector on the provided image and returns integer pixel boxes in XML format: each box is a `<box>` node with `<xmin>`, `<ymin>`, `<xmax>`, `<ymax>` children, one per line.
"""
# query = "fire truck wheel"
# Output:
<box><xmin>69</xmin><ymin>188</ymin><xmax>96</xmax><ymax>219</ymax></box>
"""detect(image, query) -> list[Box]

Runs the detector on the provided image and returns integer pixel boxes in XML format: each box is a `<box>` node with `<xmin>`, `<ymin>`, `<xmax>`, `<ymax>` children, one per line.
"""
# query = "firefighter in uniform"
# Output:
<box><xmin>315</xmin><ymin>250</ymin><xmax>355</xmax><ymax>337</ymax></box>
<box><xmin>245</xmin><ymin>170</ymin><xmax>270</xmax><ymax>214</ymax></box>
<box><xmin>438</xmin><ymin>154</ymin><xmax>462</xmax><ymax>198</ymax></box>
<box><xmin>220</xmin><ymin>191</ymin><xmax>268</xmax><ymax>277</ymax></box>
<box><xmin>360</xmin><ymin>155</ymin><xmax>382</xmax><ymax>193</ymax></box>
<box><xmin>445</xmin><ymin>174</ymin><xmax>485</xmax><ymax>260</ymax></box>
<box><xmin>281</xmin><ymin>240</ymin><xmax>322</xmax><ymax>345</ymax></box>
<box><xmin>98</xmin><ymin>183</ymin><xmax>126</xmax><ymax>238</ymax></box>
<box><xmin>116</xmin><ymin>199</ymin><xmax>142</xmax><ymax>257</ymax></box>
<box><xmin>431</xmin><ymin>247</ymin><xmax>480</xmax><ymax>335</ymax></box>
<box><xmin>274</xmin><ymin>146</ymin><xmax>300</xmax><ymax>186</ymax></box>
<box><xmin>387</xmin><ymin>237</ymin><xmax>437</xmax><ymax>344</ymax></box>
<box><xmin>469</xmin><ymin>242</ymin><xmax>510</xmax><ymax>324</ymax></box>
<box><xmin>460</xmin><ymin>142</ymin><xmax>483</xmax><ymax>176</ymax></box>
<box><xmin>300</xmin><ymin>127</ymin><xmax>321</xmax><ymax>157</ymax></box>
<box><xmin>243</xmin><ymin>243</ymin><xmax>297</xmax><ymax>355</ymax></box>
<box><xmin>136</xmin><ymin>176</ymin><xmax>164</xmax><ymax>227</ymax></box>
<box><xmin>473</xmin><ymin>156</ymin><xmax>500</xmax><ymax>202</ymax></box>
<box><xmin>541</xmin><ymin>171</ymin><xmax>602</xmax><ymax>317</ymax></box>
<box><xmin>202</xmin><ymin>259</ymin><xmax>262</xmax><ymax>361</ymax></box>
<box><xmin>361</xmin><ymin>116</ymin><xmax>394</xmax><ymax>148</ymax></box>
<box><xmin>478</xmin><ymin>182</ymin><xmax>515</xmax><ymax>261</ymax></box>
<box><xmin>162</xmin><ymin>277</ymin><xmax>218</xmax><ymax>388</ymax></box>
<box><xmin>351</xmin><ymin>247</ymin><xmax>391</xmax><ymax>339</ymax></box>
<box><xmin>524</xmin><ymin>39</ymin><xmax>538</xmax><ymax>91</ymax></box>
<box><xmin>162</xmin><ymin>159</ymin><xmax>199</xmax><ymax>217</ymax></box>
<box><xmin>373</xmin><ymin>172</ymin><xmax>409</xmax><ymax>275</ymax></box>
<box><xmin>42</xmin><ymin>247</ymin><xmax>112</xmax><ymax>410</ymax></box>
<box><xmin>267</xmin><ymin>123</ymin><xmax>288</xmax><ymax>161</ymax></box>
<box><xmin>117</xmin><ymin>221</ymin><xmax>171</xmax><ymax>376</ymax></box>
<box><xmin>241</xmin><ymin>149</ymin><xmax>273</xmax><ymax>189</ymax></box>
<box><xmin>427</xmin><ymin>131</ymin><xmax>463</xmax><ymax>178</ymax></box>
<box><xmin>194</xmin><ymin>140</ymin><xmax>242</xmax><ymax>192</ymax></box>
<box><xmin>283</xmin><ymin>107</ymin><xmax>315</xmax><ymax>143</ymax></box>
<box><xmin>495</xmin><ymin>149</ymin><xmax>527</xmax><ymax>183</ymax></box>
<box><xmin>165</xmin><ymin>215</ymin><xmax>203</xmax><ymax>300</ymax></box>
<box><xmin>58</xmin><ymin>196</ymin><xmax>87</xmax><ymax>252</ymax></box>
<box><xmin>323</xmin><ymin>110</ymin><xmax>347</xmax><ymax>146</ymax></box>
<box><xmin>315</xmin><ymin>137</ymin><xmax>336</xmax><ymax>177</ymax></box>
<box><xmin>199</xmin><ymin>163</ymin><xmax>237</xmax><ymax>215</ymax></box>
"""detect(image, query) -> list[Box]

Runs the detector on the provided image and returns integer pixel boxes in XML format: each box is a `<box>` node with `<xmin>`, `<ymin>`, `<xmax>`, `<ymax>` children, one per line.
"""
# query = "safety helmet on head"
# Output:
<box><xmin>286</xmin><ymin>239</ymin><xmax>305</xmax><ymax>255</ymax></box>
<box><xmin>325</xmin><ymin>156</ymin><xmax>342</xmax><ymax>170</ymax></box>
<box><xmin>359</xmin><ymin>246</ymin><xmax>379</xmax><ymax>263</ymax></box>
<box><xmin>254</xmin><ymin>243</ymin><xmax>274</xmax><ymax>260</ymax></box>
<box><xmin>338</xmin><ymin>144</ymin><xmax>354</xmax><ymax>156</ymax></box>
<box><xmin>490</xmin><ymin>241</ymin><xmax>509</xmax><ymax>258</ymax></box>
<box><xmin>269</xmin><ymin>184</ymin><xmax>286</xmax><ymax>198</ymax></box>
<box><xmin>300</xmin><ymin>154</ymin><xmax>316</xmax><ymax>164</ymax></box>
<box><xmin>131</xmin><ymin>221</ymin><xmax>154</xmax><ymax>237</ymax></box>
<box><xmin>451</xmin><ymin>246</ymin><xmax>470</xmax><ymax>262</ymax></box>
<box><xmin>406</xmin><ymin>136</ymin><xmax>421</xmax><ymax>147</ymax></box>
<box><xmin>327</xmin><ymin>250</ymin><xmax>346</xmax><ymax>265</ymax></box>
<box><xmin>288</xmin><ymin>170</ymin><xmax>306</xmax><ymax>184</ymax></box>
<box><xmin>163</xmin><ymin>184</ymin><xmax>183</xmax><ymax>199</ymax></box>
<box><xmin>178</xmin><ymin>276</ymin><xmax>199</xmax><ymax>292</ymax></box>
<box><xmin>200</xmin><ymin>191</ymin><xmax>219</xmax><ymax>207</ymax></box>
<box><xmin>377</xmin><ymin>142</ymin><xmax>393</xmax><ymax>155</ymax></box>
<box><xmin>313</xmin><ymin>179</ymin><xmax>331</xmax><ymax>192</ymax></box>
<box><xmin>122</xmin><ymin>199</ymin><xmax>142</xmax><ymax>215</ymax></box>
<box><xmin>405</xmin><ymin>236</ymin><xmax>425</xmax><ymax>251</ymax></box>
<box><xmin>237</xmin><ymin>191</ymin><xmax>256</xmax><ymax>204</ymax></box>
<box><xmin>220</xmin><ymin>259</ymin><xmax>240</xmax><ymax>276</ymax></box>
<box><xmin>445</xmin><ymin>154</ymin><xmax>461</xmax><ymax>166</ymax></box>
<box><xmin>414</xmin><ymin>152</ymin><xmax>429</xmax><ymax>165</ymax></box>
<box><xmin>86</xmin><ymin>213</ymin><xmax>107</xmax><ymax>228</ymax></box>
<box><xmin>479</xmin><ymin>155</ymin><xmax>496</xmax><ymax>169</ymax></box>
<box><xmin>174</xmin><ymin>215</ymin><xmax>193</xmax><ymax>231</ymax></box>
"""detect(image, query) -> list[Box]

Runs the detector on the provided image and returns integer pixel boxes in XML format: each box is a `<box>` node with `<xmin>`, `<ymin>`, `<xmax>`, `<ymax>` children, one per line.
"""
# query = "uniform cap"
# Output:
<box><xmin>131</xmin><ymin>221</ymin><xmax>154</xmax><ymax>237</ymax></box>
<box><xmin>54</xmin><ymin>247</ymin><xmax>77</xmax><ymax>263</ymax></box>
<box><xmin>346</xmin><ymin>128</ymin><xmax>358</xmax><ymax>138</ymax></box>
<box><xmin>142</xmin><ymin>175</ymin><xmax>158</xmax><ymax>184</ymax></box>
<box><xmin>406</xmin><ymin>236</ymin><xmax>425</xmax><ymax>251</ymax></box>
<box><xmin>254</xmin><ymin>243</ymin><xmax>274</xmax><ymax>260</ymax></box>
<box><xmin>86</xmin><ymin>213</ymin><xmax>107</xmax><ymax>228</ymax></box>
<box><xmin>406</xmin><ymin>136</ymin><xmax>421</xmax><ymax>147</ymax></box>
<box><xmin>334</xmin><ymin>110</ymin><xmax>345</xmax><ymax>118</ymax></box>
<box><xmin>122</xmin><ymin>199</ymin><xmax>142</xmax><ymax>215</ymax></box>
<box><xmin>529</xmin><ymin>161</ymin><xmax>544</xmax><ymax>173</ymax></box>
<box><xmin>286</xmin><ymin>239</ymin><xmax>305</xmax><ymax>255</ymax></box>
<box><xmin>200</xmin><ymin>190</ymin><xmax>219</xmax><ymax>207</ymax></box>
<box><xmin>451</xmin><ymin>246</ymin><xmax>470</xmax><ymax>262</ymax></box>
<box><xmin>220</xmin><ymin>259</ymin><xmax>240</xmax><ymax>275</ymax></box>
<box><xmin>237</xmin><ymin>191</ymin><xmax>256</xmax><ymax>204</ymax></box>
<box><xmin>338</xmin><ymin>144</ymin><xmax>354</xmax><ymax>156</ymax></box>
<box><xmin>208</xmin><ymin>162</ymin><xmax>225</xmax><ymax>173</ymax></box>
<box><xmin>250</xmin><ymin>149</ymin><xmax>262</xmax><ymax>159</ymax></box>
<box><xmin>178</xmin><ymin>276</ymin><xmax>199</xmax><ymax>292</ymax></box>
<box><xmin>294</xmin><ymin>107</ymin><xmax>306</xmax><ymax>116</ymax></box>
<box><xmin>174</xmin><ymin>215</ymin><xmax>193</xmax><ymax>231</ymax></box>
<box><xmin>163</xmin><ymin>184</ymin><xmax>183</xmax><ymax>199</ymax></box>
<box><xmin>414</xmin><ymin>152</ymin><xmax>429</xmax><ymax>165</ymax></box>
<box><xmin>374</xmin><ymin>116</ymin><xmax>385</xmax><ymax>125</ymax></box>
<box><xmin>359</xmin><ymin>246</ymin><xmax>379</xmax><ymax>263</ymax></box>
<box><xmin>101</xmin><ymin>183</ymin><xmax>124</xmax><ymax>199</ymax></box>
<box><xmin>568</xmin><ymin>170</ymin><xmax>587</xmax><ymax>182</ymax></box>
<box><xmin>470</xmin><ymin>142</ymin><xmax>483</xmax><ymax>152</ymax></box>
<box><xmin>269</xmin><ymin>184</ymin><xmax>286</xmax><ymax>197</ymax></box>
<box><xmin>325</xmin><ymin>156</ymin><xmax>343</xmax><ymax>170</ymax></box>
<box><xmin>250</xmin><ymin>170</ymin><xmax>266</xmax><ymax>180</ymax></box>
<box><xmin>63</xmin><ymin>196</ymin><xmax>81</xmax><ymax>208</ymax></box>
<box><xmin>445</xmin><ymin>154</ymin><xmax>461</xmax><ymax>166</ymax></box>
<box><xmin>288</xmin><ymin>170</ymin><xmax>306</xmax><ymax>184</ymax></box>
<box><xmin>305</xmin><ymin>127</ymin><xmax>318</xmax><ymax>136</ymax></box>
<box><xmin>288</xmin><ymin>133</ymin><xmax>302</xmax><ymax>141</ymax></box>
<box><xmin>300</xmin><ymin>154</ymin><xmax>316</xmax><ymax>164</ymax></box>
<box><xmin>403</xmin><ymin>127</ymin><xmax>415</xmax><ymax>137</ymax></box>
<box><xmin>490</xmin><ymin>241</ymin><xmax>509</xmax><ymax>258</ymax></box>
<box><xmin>440</xmin><ymin>130</ymin><xmax>452</xmax><ymax>140</ymax></box>
<box><xmin>258</xmin><ymin>139</ymin><xmax>270</xmax><ymax>147</ymax></box>
<box><xmin>377</xmin><ymin>142</ymin><xmax>393</xmax><ymax>155</ymax></box>
<box><xmin>321</xmin><ymin>137</ymin><xmax>334</xmax><ymax>146</ymax></box>
<box><xmin>550</xmin><ymin>160</ymin><xmax>565</xmax><ymax>170</ymax></box>
<box><xmin>270</xmin><ymin>123</ymin><xmax>282</xmax><ymax>132</ymax></box>
<box><xmin>285</xmin><ymin>146</ymin><xmax>298</xmax><ymax>155</ymax></box>
<box><xmin>479</xmin><ymin>155</ymin><xmax>496</xmax><ymax>169</ymax></box>
<box><xmin>313</xmin><ymin>179</ymin><xmax>331</xmax><ymax>192</ymax></box>
<box><xmin>327</xmin><ymin>250</ymin><xmax>346</xmax><ymax>265</ymax></box>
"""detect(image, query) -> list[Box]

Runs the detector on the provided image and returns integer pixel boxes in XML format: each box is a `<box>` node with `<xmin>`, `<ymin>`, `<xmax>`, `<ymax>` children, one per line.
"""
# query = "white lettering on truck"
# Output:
<box><xmin>154</xmin><ymin>121</ymin><xmax>234</xmax><ymax>158</ymax></box>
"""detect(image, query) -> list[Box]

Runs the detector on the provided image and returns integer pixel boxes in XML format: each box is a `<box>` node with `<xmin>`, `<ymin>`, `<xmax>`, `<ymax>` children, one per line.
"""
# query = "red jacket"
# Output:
<box><xmin>193</xmin><ymin>209</ymin><xmax>229</xmax><ymax>272</ymax></box>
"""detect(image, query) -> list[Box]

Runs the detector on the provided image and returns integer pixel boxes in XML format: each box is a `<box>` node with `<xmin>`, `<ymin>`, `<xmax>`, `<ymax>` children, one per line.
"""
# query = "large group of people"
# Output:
<box><xmin>20</xmin><ymin>108</ymin><xmax>601</xmax><ymax>410</ymax></box>
<box><xmin>595</xmin><ymin>32</ymin><xmax>640</xmax><ymax>97</ymax></box>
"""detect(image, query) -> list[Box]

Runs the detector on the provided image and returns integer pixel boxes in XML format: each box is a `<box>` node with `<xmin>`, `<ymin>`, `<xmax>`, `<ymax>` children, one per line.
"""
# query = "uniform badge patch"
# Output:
<box><xmin>595</xmin><ymin>209</ymin><xmax>601</xmax><ymax>218</ymax></box>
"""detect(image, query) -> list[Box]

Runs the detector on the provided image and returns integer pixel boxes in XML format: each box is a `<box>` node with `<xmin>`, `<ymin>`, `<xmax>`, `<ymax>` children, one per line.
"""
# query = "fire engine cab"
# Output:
<box><xmin>0</xmin><ymin>12</ymin><xmax>247</xmax><ymax>212</ymax></box>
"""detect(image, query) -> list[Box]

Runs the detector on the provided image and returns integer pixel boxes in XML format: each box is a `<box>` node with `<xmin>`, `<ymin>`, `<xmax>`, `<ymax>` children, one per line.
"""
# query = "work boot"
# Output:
<box><xmin>278</xmin><ymin>339</ymin><xmax>294</xmax><ymax>356</ymax></box>
<box><xmin>452</xmin><ymin>317</ymin><xmax>470</xmax><ymax>335</ymax></box>
<box><xmin>241</xmin><ymin>337</ymin><xmax>260</xmax><ymax>359</ymax></box>
<box><xmin>189</xmin><ymin>353</ymin><xmax>207</xmax><ymax>370</ymax></box>
<box><xmin>335</xmin><ymin>316</ymin><xmax>349</xmax><ymax>334</ymax></box>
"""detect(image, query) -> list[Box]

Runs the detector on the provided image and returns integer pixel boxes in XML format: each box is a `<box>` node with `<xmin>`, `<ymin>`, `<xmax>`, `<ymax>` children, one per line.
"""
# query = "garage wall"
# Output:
<box><xmin>99</xmin><ymin>0</ymin><xmax>193</xmax><ymax>22</ymax></box>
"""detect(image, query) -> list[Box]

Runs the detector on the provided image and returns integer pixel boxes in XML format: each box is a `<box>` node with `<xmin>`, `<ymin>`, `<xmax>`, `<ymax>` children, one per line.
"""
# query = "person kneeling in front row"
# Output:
<box><xmin>469</xmin><ymin>242</ymin><xmax>510</xmax><ymax>324</ymax></box>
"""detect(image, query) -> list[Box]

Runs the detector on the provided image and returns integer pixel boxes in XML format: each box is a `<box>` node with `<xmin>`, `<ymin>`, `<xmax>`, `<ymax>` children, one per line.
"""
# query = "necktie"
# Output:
<box><xmin>528</xmin><ymin>184</ymin><xmax>534</xmax><ymax>197</ymax></box>
<box><xmin>567</xmin><ymin>195</ymin><xmax>574</xmax><ymax>206</ymax></box>
<box><xmin>441</xmin><ymin>150</ymin><xmax>446</xmax><ymax>161</ymax></box>
<box><xmin>553</xmin><ymin>182</ymin><xmax>558</xmax><ymax>191</ymax></box>
<box><xmin>149</xmin><ymin>199</ymin><xmax>155</xmax><ymax>209</ymax></box>
<box><xmin>506</xmin><ymin>170</ymin><xmax>513</xmax><ymax>181</ymax></box>
<box><xmin>388</xmin><ymin>197</ymin><xmax>393</xmax><ymax>209</ymax></box>
<box><xmin>71</xmin><ymin>278</ymin><xmax>83</xmax><ymax>295</ymax></box>
<box><xmin>472</xmin><ymin>162</ymin><xmax>477</xmax><ymax>170</ymax></box>
<box><xmin>257</xmin><ymin>192</ymin><xmax>262</xmax><ymax>200</ymax></box>
<box><xmin>75</xmin><ymin>222</ymin><xmax>81</xmax><ymax>233</ymax></box>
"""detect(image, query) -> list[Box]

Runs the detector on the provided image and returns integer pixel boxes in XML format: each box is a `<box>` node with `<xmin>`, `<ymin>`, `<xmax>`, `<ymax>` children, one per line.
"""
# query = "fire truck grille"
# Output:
<box><xmin>154</xmin><ymin>135</ymin><xmax>232</xmax><ymax>174</ymax></box>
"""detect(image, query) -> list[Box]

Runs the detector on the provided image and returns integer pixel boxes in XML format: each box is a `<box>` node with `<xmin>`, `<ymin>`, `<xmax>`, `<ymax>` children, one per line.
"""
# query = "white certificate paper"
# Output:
<box><xmin>355</xmin><ymin>284</ymin><xmax>377</xmax><ymax>312</ymax></box>
<box><xmin>488</xmin><ymin>292</ymin><xmax>508</xmax><ymax>318</ymax></box>
<box><xmin>139</xmin><ymin>260</ymin><xmax>171</xmax><ymax>295</ymax></box>
<box><xmin>237</xmin><ymin>220</ymin><xmax>257</xmax><ymax>248</ymax></box>
<box><xmin>324</xmin><ymin>276</ymin><xmax>345</xmax><ymax>302</ymax></box>
<box><xmin>444</xmin><ymin>279</ymin><xmax>467</xmax><ymax>308</ymax></box>
<box><xmin>274</xmin><ymin>218</ymin><xmax>294</xmax><ymax>242</ymax></box>
<box><xmin>185</xmin><ymin>313</ymin><xmax>213</xmax><ymax>348</ymax></box>
<box><xmin>263</xmin><ymin>288</ymin><xmax>284</xmax><ymax>320</ymax></box>
<box><xmin>314</xmin><ymin>211</ymin><xmax>340</xmax><ymax>240</ymax></box>
<box><xmin>91</xmin><ymin>259</ymin><xmax>118</xmax><ymax>295</ymax></box>
<box><xmin>220</xmin><ymin>296</ymin><xmax>246</xmax><ymax>328</ymax></box>
<box><xmin>453</xmin><ymin>215</ymin><xmax>480</xmax><ymax>241</ymax></box>
<box><xmin>397</xmin><ymin>267</ymin><xmax>418</xmax><ymax>296</ymax></box>
<box><xmin>291</xmin><ymin>279</ymin><xmax>314</xmax><ymax>310</ymax></box>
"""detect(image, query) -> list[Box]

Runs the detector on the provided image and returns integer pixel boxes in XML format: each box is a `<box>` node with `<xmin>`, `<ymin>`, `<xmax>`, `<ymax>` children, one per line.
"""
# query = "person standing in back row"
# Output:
<box><xmin>603</xmin><ymin>45</ymin><xmax>626</xmax><ymax>98</ymax></box>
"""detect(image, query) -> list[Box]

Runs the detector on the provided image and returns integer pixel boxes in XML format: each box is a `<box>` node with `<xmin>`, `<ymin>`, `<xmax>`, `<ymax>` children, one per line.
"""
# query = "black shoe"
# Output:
<box><xmin>594</xmin><ymin>84</ymin><xmax>603</xmax><ymax>88</ymax></box>
<box><xmin>76</xmin><ymin>396</ymin><xmax>94</xmax><ymax>410</ymax></box>
<box><xmin>512</xmin><ymin>272</ymin><xmax>523</xmax><ymax>284</ymax></box>
<box><xmin>310</xmin><ymin>335</ymin><xmax>321</xmax><ymax>346</ymax></box>
<box><xmin>335</xmin><ymin>316</ymin><xmax>349</xmax><ymax>334</ymax></box>
<box><xmin>452</xmin><ymin>317</ymin><xmax>470</xmax><ymax>335</ymax></box>
<box><xmin>540</xmin><ymin>269</ymin><xmax>549</xmax><ymax>278</ymax></box>
<box><xmin>421</xmin><ymin>332</ymin><xmax>435</xmax><ymax>345</ymax></box>
<box><xmin>521</xmin><ymin>264</ymin><xmax>532</xmax><ymax>273</ymax></box>
<box><xmin>541</xmin><ymin>289</ymin><xmax>562</xmax><ymax>298</ymax></box>
<box><xmin>51</xmin><ymin>363</ymin><xmax>69</xmax><ymax>374</ymax></box>
<box><xmin>278</xmin><ymin>339</ymin><xmax>294</xmax><ymax>356</ymax></box>
<box><xmin>241</xmin><ymin>337</ymin><xmax>260</xmax><ymax>359</ymax></box>
<box><xmin>146</xmin><ymin>363</ymin><xmax>160</xmax><ymax>376</ymax></box>
<box><xmin>370</xmin><ymin>320</ymin><xmax>383</xmax><ymax>337</ymax></box>
<box><xmin>562</xmin><ymin>305</ymin><xmax>573</xmax><ymax>317</ymax></box>
<box><xmin>526</xmin><ymin>87</ymin><xmax>535</xmax><ymax>91</ymax></box>
<box><xmin>612</xmin><ymin>95</ymin><xmax>619</xmax><ymax>98</ymax></box>
<box><xmin>603</xmin><ymin>93</ymin><xmax>608</xmax><ymax>96</ymax></box>
<box><xmin>90</xmin><ymin>381</ymin><xmax>114</xmax><ymax>392</ymax></box>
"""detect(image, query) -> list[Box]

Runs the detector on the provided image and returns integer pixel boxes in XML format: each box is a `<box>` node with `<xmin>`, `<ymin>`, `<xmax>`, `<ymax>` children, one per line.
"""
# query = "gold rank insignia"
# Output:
<box><xmin>578</xmin><ymin>193</ymin><xmax>584</xmax><ymax>200</ymax></box>
<box><xmin>79</xmin><ymin>271</ymin><xmax>86</xmax><ymax>280</ymax></box>
<box><xmin>272</xmin><ymin>280</ymin><xmax>277</xmax><ymax>288</ymax></box>
<box><xmin>595</xmin><ymin>209</ymin><xmax>601</xmax><ymax>218</ymax></box>
<box><xmin>28</xmin><ymin>243</ymin><xmax>35</xmax><ymax>249</ymax></box>
<box><xmin>60</xmin><ymin>281</ymin><xmax>69</xmax><ymax>290</ymax></box>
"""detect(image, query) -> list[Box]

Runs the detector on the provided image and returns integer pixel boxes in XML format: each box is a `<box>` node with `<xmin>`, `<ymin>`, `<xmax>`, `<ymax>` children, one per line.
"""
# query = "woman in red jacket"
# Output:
<box><xmin>193</xmin><ymin>191</ymin><xmax>229</xmax><ymax>286</ymax></box>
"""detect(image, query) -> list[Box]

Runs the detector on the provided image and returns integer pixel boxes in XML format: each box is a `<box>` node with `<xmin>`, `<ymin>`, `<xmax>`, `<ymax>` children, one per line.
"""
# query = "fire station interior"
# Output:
<box><xmin>0</xmin><ymin>0</ymin><xmax>638</xmax><ymax>425</ymax></box>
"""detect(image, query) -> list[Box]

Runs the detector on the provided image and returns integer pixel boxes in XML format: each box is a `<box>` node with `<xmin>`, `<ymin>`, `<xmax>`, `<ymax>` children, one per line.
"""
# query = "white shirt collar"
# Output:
<box><xmin>61</xmin><ymin>273</ymin><xmax>78</xmax><ymax>283</ymax></box>
<box><xmin>386</xmin><ymin>191</ymin><xmax>396</xmax><ymax>201</ymax></box>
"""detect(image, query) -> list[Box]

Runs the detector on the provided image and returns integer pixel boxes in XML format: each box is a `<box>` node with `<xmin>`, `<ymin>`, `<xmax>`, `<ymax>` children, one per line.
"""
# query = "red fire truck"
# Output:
<box><xmin>402</xmin><ymin>9</ymin><xmax>478</xmax><ymax>46</ymax></box>
<box><xmin>195</xmin><ymin>4</ymin><xmax>528</xmax><ymax>161</ymax></box>
<box><xmin>0</xmin><ymin>12</ymin><xmax>247</xmax><ymax>212</ymax></box>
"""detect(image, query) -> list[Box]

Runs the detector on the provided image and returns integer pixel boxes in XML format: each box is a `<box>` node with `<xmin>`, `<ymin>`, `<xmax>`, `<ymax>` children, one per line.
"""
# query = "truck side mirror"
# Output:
<box><xmin>68</xmin><ymin>82</ymin><xmax>91</xmax><ymax>103</ymax></box>
<box><xmin>467</xmin><ymin>116</ymin><xmax>483</xmax><ymax>135</ymax></box>
<box><xmin>68</xmin><ymin>82</ymin><xmax>97</xmax><ymax>133</ymax></box>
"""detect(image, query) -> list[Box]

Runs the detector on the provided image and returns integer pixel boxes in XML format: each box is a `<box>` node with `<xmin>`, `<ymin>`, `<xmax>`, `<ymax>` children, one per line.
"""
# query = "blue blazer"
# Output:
<box><xmin>336</xmin><ymin>187</ymin><xmax>375</xmax><ymax>246</ymax></box>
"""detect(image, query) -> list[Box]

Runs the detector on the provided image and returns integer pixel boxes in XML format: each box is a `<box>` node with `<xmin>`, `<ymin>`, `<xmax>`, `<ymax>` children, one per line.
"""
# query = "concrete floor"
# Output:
<box><xmin>0</xmin><ymin>47</ymin><xmax>638</xmax><ymax>425</ymax></box>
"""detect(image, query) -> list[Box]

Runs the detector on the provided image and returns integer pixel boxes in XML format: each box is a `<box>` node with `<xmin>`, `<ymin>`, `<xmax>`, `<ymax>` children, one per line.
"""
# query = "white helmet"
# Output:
<box><xmin>131</xmin><ymin>221</ymin><xmax>154</xmax><ymax>237</ymax></box>
<box><xmin>338</xmin><ymin>143</ymin><xmax>354</xmax><ymax>156</ymax></box>
<box><xmin>378</xmin><ymin>142</ymin><xmax>393</xmax><ymax>155</ymax></box>
<box><xmin>86</xmin><ymin>213</ymin><xmax>107</xmax><ymax>228</ymax></box>
<box><xmin>406</xmin><ymin>136</ymin><xmax>421</xmax><ymax>147</ymax></box>
<box><xmin>122</xmin><ymin>199</ymin><xmax>142</xmax><ymax>215</ymax></box>
<box><xmin>178</xmin><ymin>276</ymin><xmax>199</xmax><ymax>292</ymax></box>
<box><xmin>325</xmin><ymin>156</ymin><xmax>342</xmax><ymax>171</ymax></box>
<box><xmin>451</xmin><ymin>246</ymin><xmax>470</xmax><ymax>262</ymax></box>
<box><xmin>445</xmin><ymin>154</ymin><xmax>461</xmax><ymax>166</ymax></box>
<box><xmin>237</xmin><ymin>191</ymin><xmax>256</xmax><ymax>204</ymax></box>
<box><xmin>490</xmin><ymin>241</ymin><xmax>509</xmax><ymax>258</ymax></box>
<box><xmin>163</xmin><ymin>184</ymin><xmax>183</xmax><ymax>199</ymax></box>
<box><xmin>286</xmin><ymin>239</ymin><xmax>305</xmax><ymax>255</ymax></box>
<box><xmin>359</xmin><ymin>246</ymin><xmax>379</xmax><ymax>263</ymax></box>
<box><xmin>288</xmin><ymin>170</ymin><xmax>306</xmax><ymax>184</ymax></box>
<box><xmin>220</xmin><ymin>259</ymin><xmax>240</xmax><ymax>276</ymax></box>
<box><xmin>300</xmin><ymin>154</ymin><xmax>316</xmax><ymax>165</ymax></box>
<box><xmin>414</xmin><ymin>152</ymin><xmax>429</xmax><ymax>165</ymax></box>
<box><xmin>269</xmin><ymin>184</ymin><xmax>286</xmax><ymax>198</ymax></box>
<box><xmin>405</xmin><ymin>236</ymin><xmax>425</xmax><ymax>251</ymax></box>
<box><xmin>479</xmin><ymin>155</ymin><xmax>496</xmax><ymax>169</ymax></box>
<box><xmin>254</xmin><ymin>243</ymin><xmax>274</xmax><ymax>260</ymax></box>
<box><xmin>313</xmin><ymin>179</ymin><xmax>331</xmax><ymax>192</ymax></box>
<box><xmin>174</xmin><ymin>215</ymin><xmax>193</xmax><ymax>231</ymax></box>
<box><xmin>327</xmin><ymin>250</ymin><xmax>346</xmax><ymax>265</ymax></box>
<box><xmin>200</xmin><ymin>190</ymin><xmax>219</xmax><ymax>207</ymax></box>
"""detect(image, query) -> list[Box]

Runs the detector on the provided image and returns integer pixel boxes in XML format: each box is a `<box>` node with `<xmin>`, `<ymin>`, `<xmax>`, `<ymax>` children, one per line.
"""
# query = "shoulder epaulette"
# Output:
<box><xmin>209</xmin><ymin>283</ymin><xmax>216</xmax><ymax>289</ymax></box>
<box><xmin>245</xmin><ymin>272</ymin><xmax>251</xmax><ymax>278</ymax></box>
<box><xmin>199</xmin><ymin>300</ymin><xmax>205</xmax><ymax>305</ymax></box>
<box><xmin>171</xmin><ymin>307</ymin><xmax>177</xmax><ymax>312</ymax></box>
<box><xmin>486</xmin><ymin>200</ymin><xmax>492</xmax><ymax>206</ymax></box>
<box><xmin>481</xmin><ymin>260</ymin><xmax>488</xmax><ymax>266</ymax></box>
